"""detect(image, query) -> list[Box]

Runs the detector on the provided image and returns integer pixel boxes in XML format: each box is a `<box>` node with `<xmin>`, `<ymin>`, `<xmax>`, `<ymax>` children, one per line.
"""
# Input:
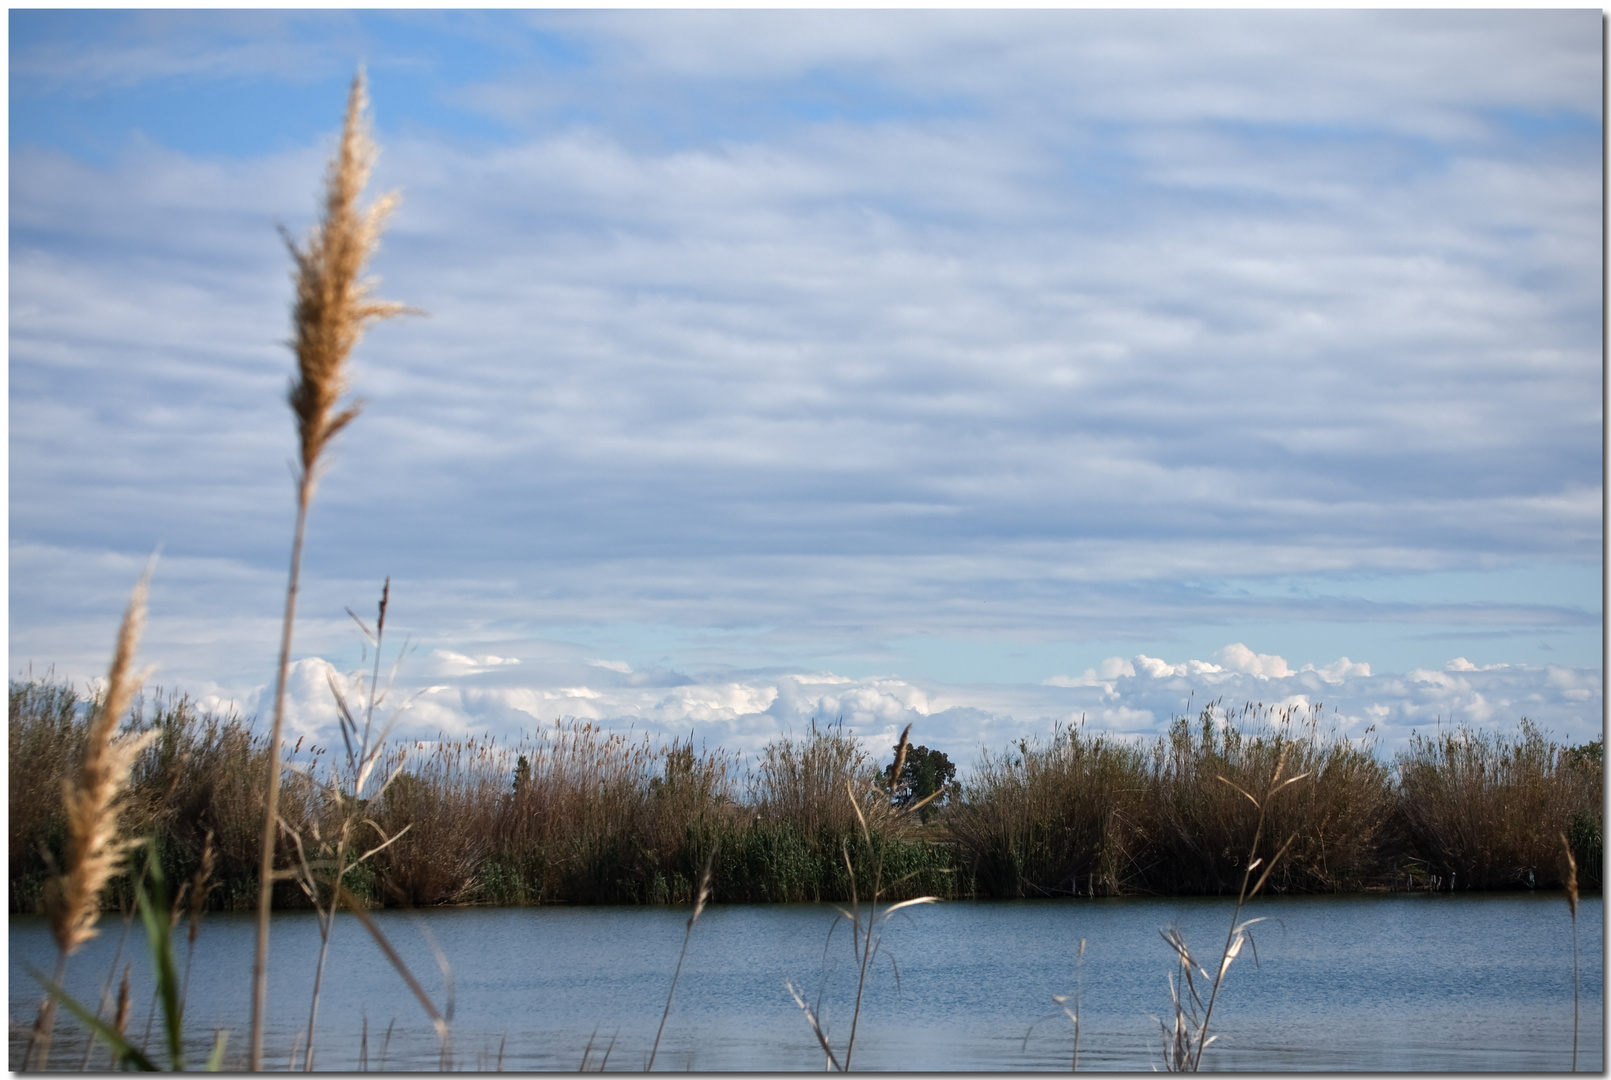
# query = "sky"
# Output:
<box><xmin>9</xmin><ymin>9</ymin><xmax>1604</xmax><ymax>771</ymax></box>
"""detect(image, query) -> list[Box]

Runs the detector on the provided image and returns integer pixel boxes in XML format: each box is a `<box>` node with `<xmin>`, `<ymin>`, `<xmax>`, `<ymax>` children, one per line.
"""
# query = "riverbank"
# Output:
<box><xmin>10</xmin><ymin>676</ymin><xmax>1602</xmax><ymax>913</ymax></box>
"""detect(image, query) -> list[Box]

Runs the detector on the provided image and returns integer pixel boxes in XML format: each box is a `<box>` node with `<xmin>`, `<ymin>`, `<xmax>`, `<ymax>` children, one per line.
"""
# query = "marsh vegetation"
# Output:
<box><xmin>11</xmin><ymin>678</ymin><xmax>1601</xmax><ymax>916</ymax></box>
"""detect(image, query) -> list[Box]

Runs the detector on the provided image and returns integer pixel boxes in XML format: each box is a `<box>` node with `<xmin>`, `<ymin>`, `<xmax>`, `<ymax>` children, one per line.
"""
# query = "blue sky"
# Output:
<box><xmin>9</xmin><ymin>10</ymin><xmax>1603</xmax><ymax>765</ymax></box>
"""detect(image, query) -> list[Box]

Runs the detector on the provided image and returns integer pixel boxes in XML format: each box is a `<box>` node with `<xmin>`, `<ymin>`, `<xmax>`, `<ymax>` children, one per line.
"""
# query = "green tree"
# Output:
<box><xmin>886</xmin><ymin>744</ymin><xmax>956</xmax><ymax>822</ymax></box>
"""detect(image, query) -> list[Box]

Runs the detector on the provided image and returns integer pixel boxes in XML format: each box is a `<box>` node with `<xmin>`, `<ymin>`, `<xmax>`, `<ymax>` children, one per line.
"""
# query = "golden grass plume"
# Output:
<box><xmin>283</xmin><ymin>69</ymin><xmax>411</xmax><ymax>482</ymax></box>
<box><xmin>44</xmin><ymin>577</ymin><xmax>158</xmax><ymax>956</ymax></box>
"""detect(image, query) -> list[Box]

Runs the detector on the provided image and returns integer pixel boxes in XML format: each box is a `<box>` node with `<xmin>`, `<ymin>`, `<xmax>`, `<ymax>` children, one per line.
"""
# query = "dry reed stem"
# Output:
<box><xmin>114</xmin><ymin>965</ymin><xmax>132</xmax><ymax>1036</ymax></box>
<box><xmin>334</xmin><ymin>881</ymin><xmax>450</xmax><ymax>1050</ymax></box>
<box><xmin>1154</xmin><ymin>745</ymin><xmax>1307</xmax><ymax>1072</ymax></box>
<box><xmin>793</xmin><ymin>724</ymin><xmax>937</xmax><ymax>1072</ymax></box>
<box><xmin>1562</xmin><ymin>832</ymin><xmax>1579</xmax><ymax>1071</ymax></box>
<box><xmin>251</xmin><ymin>69</ymin><xmax>411</xmax><ymax>1070</ymax></box>
<box><xmin>784</xmin><ymin>980</ymin><xmax>842</xmax><ymax>1072</ymax></box>
<box><xmin>28</xmin><ymin>577</ymin><xmax>158</xmax><ymax>1071</ymax></box>
<box><xmin>647</xmin><ymin>846</ymin><xmax>717</xmax><ymax>1071</ymax></box>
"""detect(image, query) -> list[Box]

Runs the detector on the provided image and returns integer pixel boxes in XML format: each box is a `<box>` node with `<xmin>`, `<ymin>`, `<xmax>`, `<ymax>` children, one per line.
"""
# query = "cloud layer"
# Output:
<box><xmin>227</xmin><ymin>642</ymin><xmax>1600</xmax><ymax>774</ymax></box>
<box><xmin>9</xmin><ymin>12</ymin><xmax>1601</xmax><ymax>755</ymax></box>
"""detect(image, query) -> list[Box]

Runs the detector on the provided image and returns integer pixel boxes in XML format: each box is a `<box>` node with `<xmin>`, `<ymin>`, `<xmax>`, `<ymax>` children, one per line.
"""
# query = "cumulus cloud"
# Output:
<box><xmin>240</xmin><ymin>635</ymin><xmax>1601</xmax><ymax>775</ymax></box>
<box><xmin>1045</xmin><ymin>655</ymin><xmax>1136</xmax><ymax>690</ymax></box>
<box><xmin>1134</xmin><ymin>655</ymin><xmax>1226</xmax><ymax>680</ymax></box>
<box><xmin>1215</xmin><ymin>643</ymin><xmax>1294</xmax><ymax>679</ymax></box>
<box><xmin>1446</xmin><ymin>657</ymin><xmax>1508</xmax><ymax>673</ymax></box>
<box><xmin>1303</xmin><ymin>657</ymin><xmax>1371</xmax><ymax>684</ymax></box>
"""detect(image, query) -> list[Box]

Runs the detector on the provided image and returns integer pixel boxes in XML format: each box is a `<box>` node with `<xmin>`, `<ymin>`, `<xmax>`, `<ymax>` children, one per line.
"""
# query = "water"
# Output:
<box><xmin>10</xmin><ymin>892</ymin><xmax>1602</xmax><ymax>1071</ymax></box>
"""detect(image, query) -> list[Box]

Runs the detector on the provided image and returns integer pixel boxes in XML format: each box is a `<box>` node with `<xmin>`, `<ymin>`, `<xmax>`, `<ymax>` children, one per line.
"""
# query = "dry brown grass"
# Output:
<box><xmin>949</xmin><ymin>722</ymin><xmax>1149</xmax><ymax>897</ymax></box>
<box><xmin>45</xmin><ymin>579</ymin><xmax>157</xmax><ymax>957</ymax></box>
<box><xmin>1144</xmin><ymin>703</ymin><xmax>1395</xmax><ymax>894</ymax></box>
<box><xmin>950</xmin><ymin>704</ymin><xmax>1396</xmax><ymax>898</ymax></box>
<box><xmin>1395</xmin><ymin>718</ymin><xmax>1602</xmax><ymax>890</ymax></box>
<box><xmin>284</xmin><ymin>75</ymin><xmax>410</xmax><ymax>480</ymax></box>
<box><xmin>9</xmin><ymin>677</ymin><xmax>81</xmax><ymax>899</ymax></box>
<box><xmin>786</xmin><ymin>725</ymin><xmax>943</xmax><ymax>1071</ymax></box>
<box><xmin>752</xmin><ymin>720</ymin><xmax>884</xmax><ymax>840</ymax></box>
<box><xmin>25</xmin><ymin>578</ymin><xmax>158</xmax><ymax>1069</ymax></box>
<box><xmin>251</xmin><ymin>67</ymin><xmax>412</xmax><ymax>1069</ymax></box>
<box><xmin>369</xmin><ymin>723</ymin><xmax>741</xmax><ymax>907</ymax></box>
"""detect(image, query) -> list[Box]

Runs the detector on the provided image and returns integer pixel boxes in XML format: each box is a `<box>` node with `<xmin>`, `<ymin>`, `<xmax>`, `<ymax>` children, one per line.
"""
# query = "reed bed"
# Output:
<box><xmin>1395</xmin><ymin>718</ymin><xmax>1602</xmax><ymax>891</ymax></box>
<box><xmin>1141</xmin><ymin>704</ymin><xmax>1398</xmax><ymax>895</ymax></box>
<box><xmin>948</xmin><ymin>723</ymin><xmax>1149</xmax><ymax>897</ymax></box>
<box><xmin>11</xmin><ymin>685</ymin><xmax>1600</xmax><ymax>912</ymax></box>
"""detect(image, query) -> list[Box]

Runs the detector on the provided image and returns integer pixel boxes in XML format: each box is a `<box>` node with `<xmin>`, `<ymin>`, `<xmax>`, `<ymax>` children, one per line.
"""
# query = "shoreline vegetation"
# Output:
<box><xmin>11</xmin><ymin>675</ymin><xmax>1602</xmax><ymax>914</ymax></box>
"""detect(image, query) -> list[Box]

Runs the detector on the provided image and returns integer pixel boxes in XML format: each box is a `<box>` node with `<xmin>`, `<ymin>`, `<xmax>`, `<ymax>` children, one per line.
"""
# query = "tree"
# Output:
<box><xmin>885</xmin><ymin>743</ymin><xmax>956</xmax><ymax>822</ymax></box>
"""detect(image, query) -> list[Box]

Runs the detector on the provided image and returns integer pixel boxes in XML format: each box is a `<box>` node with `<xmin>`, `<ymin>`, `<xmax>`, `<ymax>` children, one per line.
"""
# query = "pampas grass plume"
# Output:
<box><xmin>283</xmin><ymin>69</ymin><xmax>410</xmax><ymax>485</ymax></box>
<box><xmin>45</xmin><ymin>577</ymin><xmax>158</xmax><ymax>956</ymax></box>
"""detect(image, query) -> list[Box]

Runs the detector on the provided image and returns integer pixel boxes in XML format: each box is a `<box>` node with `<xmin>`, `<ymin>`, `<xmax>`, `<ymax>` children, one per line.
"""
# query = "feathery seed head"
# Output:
<box><xmin>286</xmin><ymin>70</ymin><xmax>410</xmax><ymax>481</ymax></box>
<box><xmin>1562</xmin><ymin>832</ymin><xmax>1579</xmax><ymax>917</ymax></box>
<box><xmin>46</xmin><ymin>579</ymin><xmax>159</xmax><ymax>955</ymax></box>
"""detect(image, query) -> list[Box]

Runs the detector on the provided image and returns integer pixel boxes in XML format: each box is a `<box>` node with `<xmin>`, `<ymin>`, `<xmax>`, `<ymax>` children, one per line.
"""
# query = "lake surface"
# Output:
<box><xmin>10</xmin><ymin>892</ymin><xmax>1602</xmax><ymax>1071</ymax></box>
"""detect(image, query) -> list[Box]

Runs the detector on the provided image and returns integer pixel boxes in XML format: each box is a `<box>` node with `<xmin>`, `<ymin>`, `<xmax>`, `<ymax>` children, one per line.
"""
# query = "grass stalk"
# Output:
<box><xmin>1562</xmin><ymin>832</ymin><xmax>1579</xmax><ymax>1071</ymax></box>
<box><xmin>287</xmin><ymin>580</ymin><xmax>410</xmax><ymax>1070</ymax></box>
<box><xmin>789</xmin><ymin>725</ymin><xmax>941</xmax><ymax>1071</ymax></box>
<box><xmin>77</xmin><ymin>888</ymin><xmax>138</xmax><ymax>1070</ymax></box>
<box><xmin>1156</xmin><ymin>744</ymin><xmax>1308</xmax><ymax>1071</ymax></box>
<box><xmin>27</xmin><ymin>576</ymin><xmax>156</xmax><ymax>1071</ymax></box>
<box><xmin>1067</xmin><ymin>938</ymin><xmax>1086</xmax><ymax>1071</ymax></box>
<box><xmin>1021</xmin><ymin>937</ymin><xmax>1086</xmax><ymax>1070</ymax></box>
<box><xmin>248</xmin><ymin>69</ymin><xmax>409</xmax><ymax>1070</ymax></box>
<box><xmin>647</xmin><ymin>846</ymin><xmax>716</xmax><ymax>1071</ymax></box>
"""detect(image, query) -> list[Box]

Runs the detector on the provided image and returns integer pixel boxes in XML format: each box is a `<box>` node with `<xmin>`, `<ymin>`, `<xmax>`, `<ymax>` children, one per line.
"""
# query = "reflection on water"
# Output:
<box><xmin>9</xmin><ymin>892</ymin><xmax>1603</xmax><ymax>1071</ymax></box>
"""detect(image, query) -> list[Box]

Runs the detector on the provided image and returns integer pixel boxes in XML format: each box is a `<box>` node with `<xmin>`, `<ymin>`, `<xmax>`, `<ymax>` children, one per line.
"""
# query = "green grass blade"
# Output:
<box><xmin>137</xmin><ymin>854</ymin><xmax>186</xmax><ymax>1070</ymax></box>
<box><xmin>205</xmin><ymin>1029</ymin><xmax>230</xmax><ymax>1071</ymax></box>
<box><xmin>26</xmin><ymin>965</ymin><xmax>159</xmax><ymax>1072</ymax></box>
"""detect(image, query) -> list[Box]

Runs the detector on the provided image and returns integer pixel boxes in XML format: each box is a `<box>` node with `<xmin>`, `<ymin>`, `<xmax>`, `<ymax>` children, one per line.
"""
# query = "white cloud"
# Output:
<box><xmin>1446</xmin><ymin>657</ymin><xmax>1509</xmax><ymax>673</ymax></box>
<box><xmin>1303</xmin><ymin>657</ymin><xmax>1371</xmax><ymax>684</ymax></box>
<box><xmin>243</xmin><ymin>643</ymin><xmax>1604</xmax><ymax>775</ymax></box>
<box><xmin>7</xmin><ymin>12</ymin><xmax>1600</xmax><ymax>756</ymax></box>
<box><xmin>1134</xmin><ymin>655</ymin><xmax>1226</xmax><ymax>680</ymax></box>
<box><xmin>1097</xmin><ymin>705</ymin><xmax>1156</xmax><ymax>731</ymax></box>
<box><xmin>1045</xmin><ymin>655</ymin><xmax>1136</xmax><ymax>689</ymax></box>
<box><xmin>654</xmin><ymin>682</ymin><xmax>778</xmax><ymax>723</ymax></box>
<box><xmin>1216</xmin><ymin>643</ymin><xmax>1293</xmax><ymax>679</ymax></box>
<box><xmin>429</xmin><ymin>650</ymin><xmax>523</xmax><ymax>675</ymax></box>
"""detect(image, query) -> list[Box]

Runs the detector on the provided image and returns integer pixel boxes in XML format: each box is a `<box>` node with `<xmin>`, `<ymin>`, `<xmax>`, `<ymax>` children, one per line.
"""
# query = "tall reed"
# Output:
<box><xmin>1395</xmin><ymin>719</ymin><xmax>1601</xmax><ymax>890</ymax></box>
<box><xmin>281</xmin><ymin>581</ymin><xmax>413</xmax><ymax>1068</ymax></box>
<box><xmin>1145</xmin><ymin>703</ymin><xmax>1394</xmax><ymax>894</ymax></box>
<box><xmin>10</xmin><ymin>685</ymin><xmax>1602</xmax><ymax>911</ymax></box>
<box><xmin>647</xmin><ymin>848</ymin><xmax>715</xmax><ymax>1071</ymax></box>
<box><xmin>1562</xmin><ymin>833</ymin><xmax>1579</xmax><ymax>1071</ymax></box>
<box><xmin>949</xmin><ymin>722</ymin><xmax>1148</xmax><ymax>897</ymax></box>
<box><xmin>25</xmin><ymin>578</ymin><xmax>158</xmax><ymax>1070</ymax></box>
<box><xmin>1156</xmin><ymin>745</ymin><xmax>1308</xmax><ymax>1071</ymax></box>
<box><xmin>787</xmin><ymin>725</ymin><xmax>943</xmax><ymax>1071</ymax></box>
<box><xmin>250</xmin><ymin>69</ymin><xmax>410</xmax><ymax>1070</ymax></box>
